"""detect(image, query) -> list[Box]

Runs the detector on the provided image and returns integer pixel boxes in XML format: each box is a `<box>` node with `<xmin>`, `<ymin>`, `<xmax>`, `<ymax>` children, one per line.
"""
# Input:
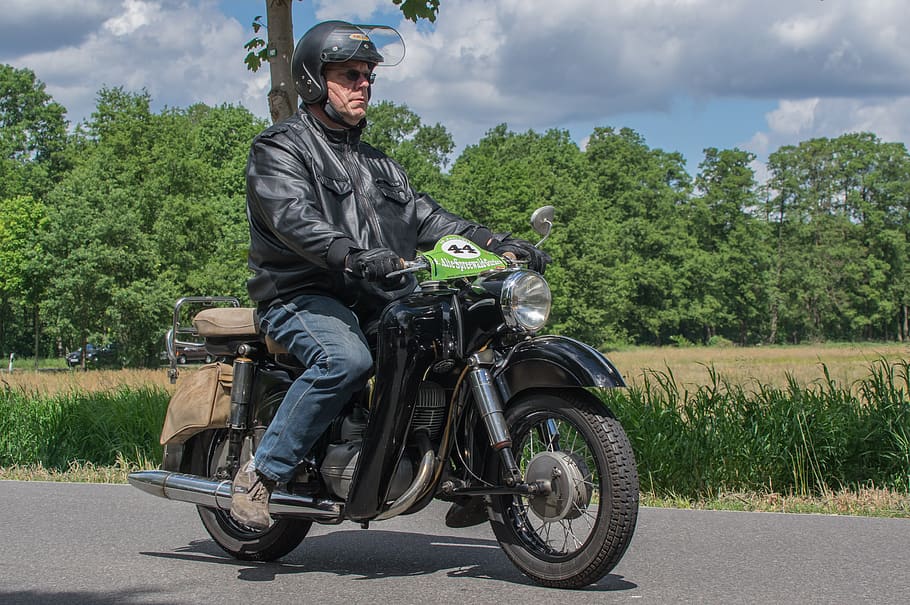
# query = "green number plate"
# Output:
<box><xmin>421</xmin><ymin>235</ymin><xmax>506</xmax><ymax>280</ymax></box>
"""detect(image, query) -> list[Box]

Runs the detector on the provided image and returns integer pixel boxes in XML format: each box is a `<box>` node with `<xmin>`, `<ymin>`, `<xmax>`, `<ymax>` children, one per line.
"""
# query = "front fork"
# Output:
<box><xmin>467</xmin><ymin>350</ymin><xmax>523</xmax><ymax>486</ymax></box>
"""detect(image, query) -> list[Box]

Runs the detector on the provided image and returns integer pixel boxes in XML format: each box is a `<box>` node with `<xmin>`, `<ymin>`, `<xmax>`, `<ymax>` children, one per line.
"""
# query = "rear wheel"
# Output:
<box><xmin>488</xmin><ymin>390</ymin><xmax>639</xmax><ymax>589</ymax></box>
<box><xmin>189</xmin><ymin>429</ymin><xmax>311</xmax><ymax>561</ymax></box>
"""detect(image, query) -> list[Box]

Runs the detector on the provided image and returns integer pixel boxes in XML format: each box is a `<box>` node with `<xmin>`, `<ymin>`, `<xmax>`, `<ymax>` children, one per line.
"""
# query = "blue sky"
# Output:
<box><xmin>4</xmin><ymin>1</ymin><xmax>909</xmax><ymax>177</ymax></box>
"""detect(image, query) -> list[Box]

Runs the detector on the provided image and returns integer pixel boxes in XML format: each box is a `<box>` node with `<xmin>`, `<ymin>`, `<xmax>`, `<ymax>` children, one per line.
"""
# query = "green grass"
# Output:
<box><xmin>5</xmin><ymin>356</ymin><xmax>70</xmax><ymax>371</ymax></box>
<box><xmin>605</xmin><ymin>358</ymin><xmax>910</xmax><ymax>500</ymax></box>
<box><xmin>0</xmin><ymin>385</ymin><xmax>168</xmax><ymax>470</ymax></box>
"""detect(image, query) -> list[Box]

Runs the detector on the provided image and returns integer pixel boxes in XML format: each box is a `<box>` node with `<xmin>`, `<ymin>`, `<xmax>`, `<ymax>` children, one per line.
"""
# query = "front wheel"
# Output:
<box><xmin>188</xmin><ymin>429</ymin><xmax>311</xmax><ymax>561</ymax></box>
<box><xmin>488</xmin><ymin>390</ymin><xmax>639</xmax><ymax>589</ymax></box>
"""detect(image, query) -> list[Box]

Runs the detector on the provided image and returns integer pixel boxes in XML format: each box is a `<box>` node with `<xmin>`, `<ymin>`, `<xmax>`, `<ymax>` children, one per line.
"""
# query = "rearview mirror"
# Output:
<box><xmin>530</xmin><ymin>205</ymin><xmax>554</xmax><ymax>247</ymax></box>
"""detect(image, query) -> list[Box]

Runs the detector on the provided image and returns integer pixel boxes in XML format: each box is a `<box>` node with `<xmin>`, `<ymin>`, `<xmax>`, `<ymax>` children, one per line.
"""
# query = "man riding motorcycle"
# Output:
<box><xmin>234</xmin><ymin>20</ymin><xmax>549</xmax><ymax>529</ymax></box>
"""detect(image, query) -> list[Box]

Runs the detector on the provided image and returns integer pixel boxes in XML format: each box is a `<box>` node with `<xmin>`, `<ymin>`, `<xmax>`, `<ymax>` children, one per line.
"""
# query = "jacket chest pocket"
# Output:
<box><xmin>316</xmin><ymin>173</ymin><xmax>353</xmax><ymax>198</ymax></box>
<box><xmin>374</xmin><ymin>178</ymin><xmax>412</xmax><ymax>205</ymax></box>
<box><xmin>372</xmin><ymin>178</ymin><xmax>416</xmax><ymax>239</ymax></box>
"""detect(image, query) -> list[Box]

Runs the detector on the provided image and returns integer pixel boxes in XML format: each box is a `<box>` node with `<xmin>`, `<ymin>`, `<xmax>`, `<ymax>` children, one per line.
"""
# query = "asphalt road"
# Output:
<box><xmin>1</xmin><ymin>480</ymin><xmax>908</xmax><ymax>604</ymax></box>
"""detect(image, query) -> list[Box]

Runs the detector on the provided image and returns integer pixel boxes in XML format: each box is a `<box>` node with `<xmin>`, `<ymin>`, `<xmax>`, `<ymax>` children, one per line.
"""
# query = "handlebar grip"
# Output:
<box><xmin>386</xmin><ymin>258</ymin><xmax>428</xmax><ymax>278</ymax></box>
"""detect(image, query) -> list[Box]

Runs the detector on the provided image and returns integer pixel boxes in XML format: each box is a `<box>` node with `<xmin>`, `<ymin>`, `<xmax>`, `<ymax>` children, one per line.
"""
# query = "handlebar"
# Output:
<box><xmin>385</xmin><ymin>258</ymin><xmax>429</xmax><ymax>278</ymax></box>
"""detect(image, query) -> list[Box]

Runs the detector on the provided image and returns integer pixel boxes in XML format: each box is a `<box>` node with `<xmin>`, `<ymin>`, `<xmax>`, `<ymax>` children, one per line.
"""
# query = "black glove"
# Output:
<box><xmin>489</xmin><ymin>238</ymin><xmax>552</xmax><ymax>274</ymax></box>
<box><xmin>345</xmin><ymin>248</ymin><xmax>405</xmax><ymax>288</ymax></box>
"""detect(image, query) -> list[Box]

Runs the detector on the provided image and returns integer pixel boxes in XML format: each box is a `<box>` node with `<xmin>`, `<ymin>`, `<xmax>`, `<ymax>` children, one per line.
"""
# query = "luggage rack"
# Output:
<box><xmin>165</xmin><ymin>296</ymin><xmax>241</xmax><ymax>383</ymax></box>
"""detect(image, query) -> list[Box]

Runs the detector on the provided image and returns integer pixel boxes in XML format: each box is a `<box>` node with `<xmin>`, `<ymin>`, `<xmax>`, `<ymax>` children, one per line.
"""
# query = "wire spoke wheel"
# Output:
<box><xmin>488</xmin><ymin>390</ymin><xmax>639</xmax><ymax>589</ymax></box>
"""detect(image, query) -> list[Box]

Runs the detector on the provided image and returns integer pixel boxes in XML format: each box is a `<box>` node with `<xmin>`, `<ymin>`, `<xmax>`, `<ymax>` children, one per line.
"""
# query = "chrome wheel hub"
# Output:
<box><xmin>524</xmin><ymin>450</ymin><xmax>592</xmax><ymax>522</ymax></box>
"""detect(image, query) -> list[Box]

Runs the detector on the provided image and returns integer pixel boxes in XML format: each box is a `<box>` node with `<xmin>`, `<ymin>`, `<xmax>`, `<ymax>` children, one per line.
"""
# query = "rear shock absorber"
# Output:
<box><xmin>224</xmin><ymin>353</ymin><xmax>254</xmax><ymax>474</ymax></box>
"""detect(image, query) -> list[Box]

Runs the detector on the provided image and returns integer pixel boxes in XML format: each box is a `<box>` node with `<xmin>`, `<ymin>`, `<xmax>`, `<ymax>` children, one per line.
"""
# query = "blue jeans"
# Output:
<box><xmin>253</xmin><ymin>294</ymin><xmax>372</xmax><ymax>483</ymax></box>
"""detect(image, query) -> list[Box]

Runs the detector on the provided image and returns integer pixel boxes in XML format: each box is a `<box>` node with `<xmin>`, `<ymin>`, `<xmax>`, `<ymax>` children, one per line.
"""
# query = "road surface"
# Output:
<box><xmin>1</xmin><ymin>481</ymin><xmax>908</xmax><ymax>604</ymax></box>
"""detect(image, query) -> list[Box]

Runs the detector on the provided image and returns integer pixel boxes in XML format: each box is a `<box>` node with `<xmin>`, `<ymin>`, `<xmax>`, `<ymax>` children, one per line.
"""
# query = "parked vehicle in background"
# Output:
<box><xmin>175</xmin><ymin>344</ymin><xmax>214</xmax><ymax>365</ymax></box>
<box><xmin>66</xmin><ymin>343</ymin><xmax>121</xmax><ymax>368</ymax></box>
<box><xmin>160</xmin><ymin>343</ymin><xmax>216</xmax><ymax>365</ymax></box>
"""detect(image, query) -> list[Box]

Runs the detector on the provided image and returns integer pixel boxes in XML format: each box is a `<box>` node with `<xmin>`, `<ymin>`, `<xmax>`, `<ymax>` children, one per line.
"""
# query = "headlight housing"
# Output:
<box><xmin>501</xmin><ymin>271</ymin><xmax>551</xmax><ymax>332</ymax></box>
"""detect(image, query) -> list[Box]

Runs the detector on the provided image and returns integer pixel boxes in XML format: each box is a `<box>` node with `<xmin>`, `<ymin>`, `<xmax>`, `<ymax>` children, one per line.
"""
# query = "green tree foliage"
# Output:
<box><xmin>766</xmin><ymin>134</ymin><xmax>910</xmax><ymax>343</ymax></box>
<box><xmin>0</xmin><ymin>65</ymin><xmax>68</xmax><ymax>201</ymax></box>
<box><xmin>690</xmin><ymin>148</ymin><xmax>771</xmax><ymax>344</ymax></box>
<box><xmin>0</xmin><ymin>65</ymin><xmax>68</xmax><ymax>359</ymax></box>
<box><xmin>584</xmin><ymin>127</ymin><xmax>695</xmax><ymax>345</ymax></box>
<box><xmin>36</xmin><ymin>88</ymin><xmax>264</xmax><ymax>364</ymax></box>
<box><xmin>5</xmin><ymin>63</ymin><xmax>910</xmax><ymax>361</ymax></box>
<box><xmin>362</xmin><ymin>100</ymin><xmax>454</xmax><ymax>198</ymax></box>
<box><xmin>0</xmin><ymin>195</ymin><xmax>46</xmax><ymax>356</ymax></box>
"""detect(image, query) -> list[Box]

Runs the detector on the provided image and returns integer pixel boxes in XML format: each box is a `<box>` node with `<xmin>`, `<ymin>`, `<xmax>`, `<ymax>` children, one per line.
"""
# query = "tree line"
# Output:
<box><xmin>2</xmin><ymin>64</ymin><xmax>910</xmax><ymax>366</ymax></box>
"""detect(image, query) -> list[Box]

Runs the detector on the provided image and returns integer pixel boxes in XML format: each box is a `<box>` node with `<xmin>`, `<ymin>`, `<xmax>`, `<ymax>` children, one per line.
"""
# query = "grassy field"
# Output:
<box><xmin>609</xmin><ymin>341</ymin><xmax>909</xmax><ymax>391</ymax></box>
<box><xmin>6</xmin><ymin>342</ymin><xmax>906</xmax><ymax>394</ymax></box>
<box><xmin>1</xmin><ymin>367</ymin><xmax>179</xmax><ymax>395</ymax></box>
<box><xmin>2</xmin><ymin>343</ymin><xmax>909</xmax><ymax>517</ymax></box>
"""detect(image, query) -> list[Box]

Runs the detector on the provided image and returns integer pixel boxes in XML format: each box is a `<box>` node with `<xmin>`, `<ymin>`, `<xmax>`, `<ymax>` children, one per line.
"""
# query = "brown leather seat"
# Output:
<box><xmin>192</xmin><ymin>308</ymin><xmax>288</xmax><ymax>354</ymax></box>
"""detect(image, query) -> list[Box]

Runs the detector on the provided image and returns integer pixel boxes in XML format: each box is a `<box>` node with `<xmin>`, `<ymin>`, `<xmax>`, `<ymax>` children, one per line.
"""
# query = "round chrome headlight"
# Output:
<box><xmin>501</xmin><ymin>271</ymin><xmax>551</xmax><ymax>332</ymax></box>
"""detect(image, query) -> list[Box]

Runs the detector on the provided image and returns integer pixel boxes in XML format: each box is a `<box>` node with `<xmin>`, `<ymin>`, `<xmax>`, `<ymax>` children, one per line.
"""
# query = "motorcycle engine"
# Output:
<box><xmin>320</xmin><ymin>381</ymin><xmax>445</xmax><ymax>501</ymax></box>
<box><xmin>411</xmin><ymin>381</ymin><xmax>446</xmax><ymax>440</ymax></box>
<box><xmin>321</xmin><ymin>443</ymin><xmax>413</xmax><ymax>501</ymax></box>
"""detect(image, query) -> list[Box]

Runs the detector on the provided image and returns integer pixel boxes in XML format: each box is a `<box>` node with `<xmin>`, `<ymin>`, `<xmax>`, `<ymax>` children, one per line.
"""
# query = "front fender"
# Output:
<box><xmin>494</xmin><ymin>335</ymin><xmax>625</xmax><ymax>401</ymax></box>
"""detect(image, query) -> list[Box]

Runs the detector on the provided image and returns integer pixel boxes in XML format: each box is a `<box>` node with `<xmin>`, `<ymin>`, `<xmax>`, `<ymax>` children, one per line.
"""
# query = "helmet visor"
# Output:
<box><xmin>321</xmin><ymin>24</ymin><xmax>405</xmax><ymax>67</ymax></box>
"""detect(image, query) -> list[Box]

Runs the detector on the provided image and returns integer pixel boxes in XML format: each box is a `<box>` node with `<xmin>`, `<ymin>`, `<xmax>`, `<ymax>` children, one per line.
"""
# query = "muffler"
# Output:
<box><xmin>128</xmin><ymin>470</ymin><xmax>343</xmax><ymax>522</ymax></box>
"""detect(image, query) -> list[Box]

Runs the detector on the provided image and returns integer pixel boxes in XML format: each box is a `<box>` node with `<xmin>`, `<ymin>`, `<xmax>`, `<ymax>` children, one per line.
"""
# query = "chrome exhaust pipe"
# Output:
<box><xmin>374</xmin><ymin>432</ymin><xmax>436</xmax><ymax>521</ymax></box>
<box><xmin>128</xmin><ymin>470</ymin><xmax>343</xmax><ymax>521</ymax></box>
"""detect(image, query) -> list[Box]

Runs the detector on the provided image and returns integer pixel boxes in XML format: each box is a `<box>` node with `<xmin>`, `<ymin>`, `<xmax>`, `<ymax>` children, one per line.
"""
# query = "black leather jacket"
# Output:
<box><xmin>246</xmin><ymin>108</ymin><xmax>490</xmax><ymax>317</ymax></box>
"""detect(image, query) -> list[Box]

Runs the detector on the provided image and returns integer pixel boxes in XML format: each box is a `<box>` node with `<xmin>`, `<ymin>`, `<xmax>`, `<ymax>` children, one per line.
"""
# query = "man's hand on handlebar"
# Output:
<box><xmin>345</xmin><ymin>248</ymin><xmax>407</xmax><ymax>289</ymax></box>
<box><xmin>488</xmin><ymin>238</ymin><xmax>552</xmax><ymax>274</ymax></box>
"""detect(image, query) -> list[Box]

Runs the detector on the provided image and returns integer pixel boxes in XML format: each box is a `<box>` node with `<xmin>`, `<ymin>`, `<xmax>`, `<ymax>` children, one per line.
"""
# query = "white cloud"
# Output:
<box><xmin>4</xmin><ymin>0</ymin><xmax>909</xmax><ymax>166</ymax></box>
<box><xmin>771</xmin><ymin>14</ymin><xmax>834</xmax><ymax>49</ymax></box>
<box><xmin>765</xmin><ymin>99</ymin><xmax>820</xmax><ymax>136</ymax></box>
<box><xmin>745</xmin><ymin>97</ymin><xmax>910</xmax><ymax>160</ymax></box>
<box><xmin>0</xmin><ymin>0</ymin><xmax>110</xmax><ymax>58</ymax></box>
<box><xmin>363</xmin><ymin>0</ymin><xmax>909</xmax><ymax>153</ymax></box>
<box><xmin>8</xmin><ymin>0</ymin><xmax>267</xmax><ymax>126</ymax></box>
<box><xmin>313</xmin><ymin>0</ymin><xmax>389</xmax><ymax>22</ymax></box>
<box><xmin>104</xmin><ymin>0</ymin><xmax>158</xmax><ymax>36</ymax></box>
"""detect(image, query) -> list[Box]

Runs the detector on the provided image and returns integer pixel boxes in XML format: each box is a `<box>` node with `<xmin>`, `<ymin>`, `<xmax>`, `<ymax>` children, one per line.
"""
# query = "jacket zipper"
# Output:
<box><xmin>342</xmin><ymin>142</ymin><xmax>386</xmax><ymax>248</ymax></box>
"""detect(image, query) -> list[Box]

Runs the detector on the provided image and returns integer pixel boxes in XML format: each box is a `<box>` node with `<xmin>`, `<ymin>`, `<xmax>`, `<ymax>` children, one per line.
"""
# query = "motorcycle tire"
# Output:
<box><xmin>487</xmin><ymin>390</ymin><xmax>639</xmax><ymax>589</ymax></box>
<box><xmin>188</xmin><ymin>429</ymin><xmax>312</xmax><ymax>561</ymax></box>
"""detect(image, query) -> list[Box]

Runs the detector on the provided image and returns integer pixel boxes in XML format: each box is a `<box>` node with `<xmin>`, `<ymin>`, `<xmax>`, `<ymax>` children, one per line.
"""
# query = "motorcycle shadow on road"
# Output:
<box><xmin>141</xmin><ymin>529</ymin><xmax>637</xmax><ymax>592</ymax></box>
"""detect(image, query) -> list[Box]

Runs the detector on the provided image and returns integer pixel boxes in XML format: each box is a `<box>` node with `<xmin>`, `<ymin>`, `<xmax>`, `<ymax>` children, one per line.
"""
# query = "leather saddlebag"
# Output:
<box><xmin>159</xmin><ymin>362</ymin><xmax>232</xmax><ymax>445</ymax></box>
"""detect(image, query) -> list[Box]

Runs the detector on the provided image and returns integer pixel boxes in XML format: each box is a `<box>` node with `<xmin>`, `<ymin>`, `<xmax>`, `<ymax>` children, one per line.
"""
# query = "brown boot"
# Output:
<box><xmin>230</xmin><ymin>460</ymin><xmax>274</xmax><ymax>530</ymax></box>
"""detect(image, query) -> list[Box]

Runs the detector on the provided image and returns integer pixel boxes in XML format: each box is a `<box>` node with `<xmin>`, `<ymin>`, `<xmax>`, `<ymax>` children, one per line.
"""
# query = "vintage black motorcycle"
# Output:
<box><xmin>129</xmin><ymin>206</ymin><xmax>639</xmax><ymax>589</ymax></box>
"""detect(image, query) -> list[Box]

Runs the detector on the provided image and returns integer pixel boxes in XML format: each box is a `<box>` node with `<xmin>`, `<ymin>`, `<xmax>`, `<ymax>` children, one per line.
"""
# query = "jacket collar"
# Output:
<box><xmin>301</xmin><ymin>106</ymin><xmax>365</xmax><ymax>146</ymax></box>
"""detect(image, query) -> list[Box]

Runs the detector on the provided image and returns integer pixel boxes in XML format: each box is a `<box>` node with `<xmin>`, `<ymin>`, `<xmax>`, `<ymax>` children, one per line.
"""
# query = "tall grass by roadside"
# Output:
<box><xmin>0</xmin><ymin>385</ymin><xmax>168</xmax><ymax>470</ymax></box>
<box><xmin>606</xmin><ymin>358</ymin><xmax>910</xmax><ymax>498</ymax></box>
<box><xmin>2</xmin><ymin>358</ymin><xmax>908</xmax><ymax>507</ymax></box>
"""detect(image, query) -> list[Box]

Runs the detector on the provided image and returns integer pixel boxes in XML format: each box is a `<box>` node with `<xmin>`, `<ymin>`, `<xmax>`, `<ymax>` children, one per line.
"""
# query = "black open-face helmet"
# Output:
<box><xmin>292</xmin><ymin>21</ymin><xmax>405</xmax><ymax>105</ymax></box>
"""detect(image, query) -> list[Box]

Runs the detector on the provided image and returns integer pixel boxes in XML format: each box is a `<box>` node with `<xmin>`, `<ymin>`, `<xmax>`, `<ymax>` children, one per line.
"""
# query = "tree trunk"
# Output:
<box><xmin>903</xmin><ymin>304</ymin><xmax>908</xmax><ymax>342</ymax></box>
<box><xmin>0</xmin><ymin>297</ymin><xmax>6</xmax><ymax>358</ymax></box>
<box><xmin>266</xmin><ymin>0</ymin><xmax>296</xmax><ymax>123</ymax></box>
<box><xmin>33</xmin><ymin>305</ymin><xmax>39</xmax><ymax>370</ymax></box>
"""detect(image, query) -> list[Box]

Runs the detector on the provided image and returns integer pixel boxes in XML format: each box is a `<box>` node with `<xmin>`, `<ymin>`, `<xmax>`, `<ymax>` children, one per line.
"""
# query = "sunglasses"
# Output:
<box><xmin>327</xmin><ymin>68</ymin><xmax>376</xmax><ymax>85</ymax></box>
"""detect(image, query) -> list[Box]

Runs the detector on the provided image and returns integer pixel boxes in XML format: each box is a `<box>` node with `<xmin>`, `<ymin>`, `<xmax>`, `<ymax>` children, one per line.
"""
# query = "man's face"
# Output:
<box><xmin>324</xmin><ymin>60</ymin><xmax>374</xmax><ymax>126</ymax></box>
